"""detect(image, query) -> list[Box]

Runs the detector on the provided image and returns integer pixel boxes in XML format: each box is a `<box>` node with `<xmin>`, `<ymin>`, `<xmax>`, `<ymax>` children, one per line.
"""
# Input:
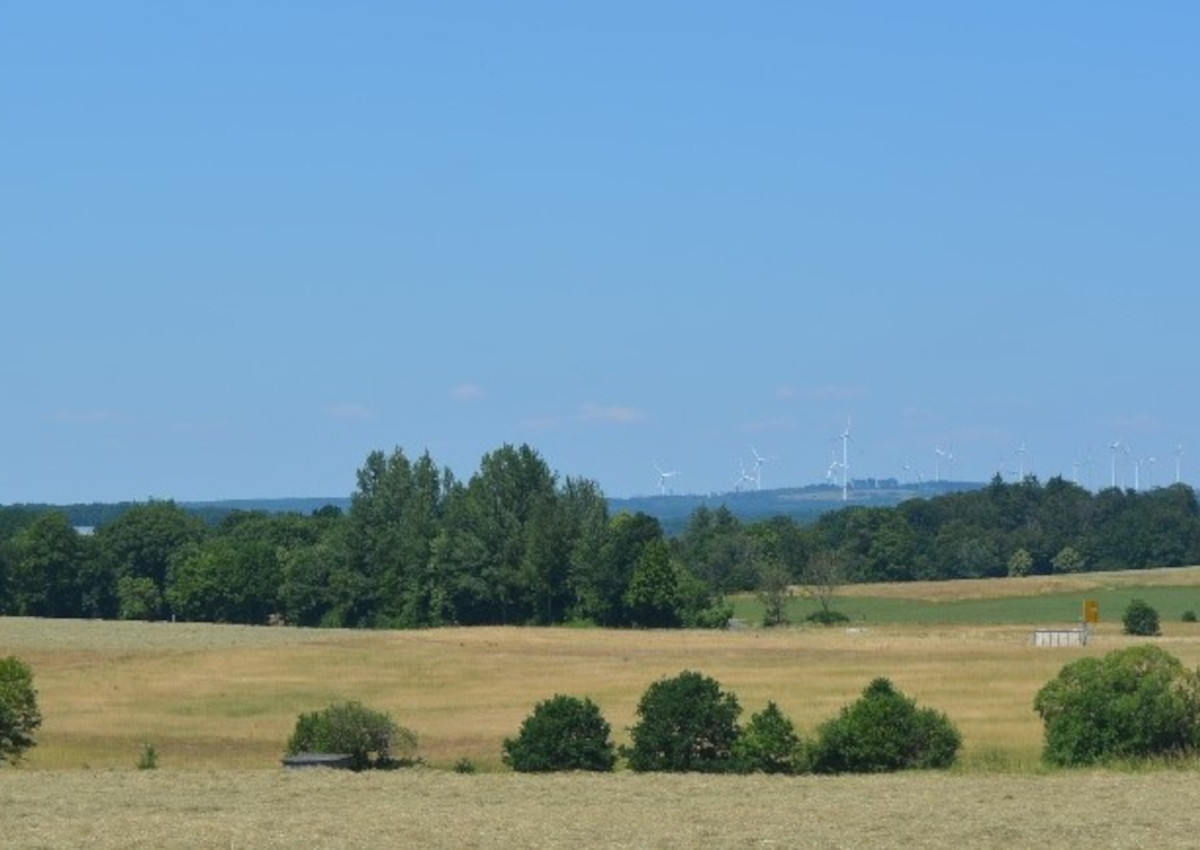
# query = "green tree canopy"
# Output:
<box><xmin>0</xmin><ymin>657</ymin><xmax>42</xmax><ymax>766</ymax></box>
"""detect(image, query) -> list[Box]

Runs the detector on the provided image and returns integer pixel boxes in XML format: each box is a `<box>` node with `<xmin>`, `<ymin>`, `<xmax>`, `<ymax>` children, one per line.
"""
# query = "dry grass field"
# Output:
<box><xmin>5</xmin><ymin>769</ymin><xmax>1200</xmax><ymax>849</ymax></box>
<box><xmin>6</xmin><ymin>571</ymin><xmax>1200</xmax><ymax>848</ymax></box>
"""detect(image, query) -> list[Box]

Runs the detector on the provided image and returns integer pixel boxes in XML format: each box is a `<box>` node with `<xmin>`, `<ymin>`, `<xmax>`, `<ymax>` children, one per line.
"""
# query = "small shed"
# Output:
<box><xmin>281</xmin><ymin>752</ymin><xmax>354</xmax><ymax>770</ymax></box>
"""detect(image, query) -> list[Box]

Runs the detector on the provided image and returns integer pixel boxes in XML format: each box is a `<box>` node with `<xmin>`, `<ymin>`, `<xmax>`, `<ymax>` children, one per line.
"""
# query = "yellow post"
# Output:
<box><xmin>1083</xmin><ymin>599</ymin><xmax>1099</xmax><ymax>624</ymax></box>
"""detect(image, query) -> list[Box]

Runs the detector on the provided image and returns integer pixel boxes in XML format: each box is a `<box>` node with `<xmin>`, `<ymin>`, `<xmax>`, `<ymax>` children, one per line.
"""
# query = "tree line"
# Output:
<box><xmin>812</xmin><ymin>474</ymin><xmax>1200</xmax><ymax>582</ymax></box>
<box><xmin>2</xmin><ymin>445</ymin><xmax>1199</xmax><ymax>628</ymax></box>
<box><xmin>0</xmin><ymin>445</ymin><xmax>733</xmax><ymax>628</ymax></box>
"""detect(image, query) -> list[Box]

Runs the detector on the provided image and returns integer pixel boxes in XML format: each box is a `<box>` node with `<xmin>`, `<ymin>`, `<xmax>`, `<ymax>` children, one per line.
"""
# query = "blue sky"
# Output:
<box><xmin>3</xmin><ymin>2</ymin><xmax>1198</xmax><ymax>503</ymax></box>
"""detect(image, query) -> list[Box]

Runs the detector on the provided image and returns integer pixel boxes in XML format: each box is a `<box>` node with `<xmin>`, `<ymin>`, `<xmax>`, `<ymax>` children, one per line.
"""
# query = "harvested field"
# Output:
<box><xmin>6</xmin><ymin>597</ymin><xmax>1200</xmax><ymax>849</ymax></box>
<box><xmin>4</xmin><ymin>768</ymin><xmax>1200</xmax><ymax>849</ymax></box>
<box><xmin>5</xmin><ymin>615</ymin><xmax>1200</xmax><ymax>771</ymax></box>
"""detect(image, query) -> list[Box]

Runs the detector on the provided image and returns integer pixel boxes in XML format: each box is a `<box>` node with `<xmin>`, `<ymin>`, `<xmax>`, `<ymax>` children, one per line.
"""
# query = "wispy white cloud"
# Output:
<box><xmin>579</xmin><ymin>403</ymin><xmax>645</xmax><ymax>425</ymax></box>
<box><xmin>324</xmin><ymin>402</ymin><xmax>372</xmax><ymax>421</ymax></box>
<box><xmin>774</xmin><ymin>385</ymin><xmax>800</xmax><ymax>401</ymax></box>
<box><xmin>449</xmin><ymin>382</ymin><xmax>483</xmax><ymax>402</ymax></box>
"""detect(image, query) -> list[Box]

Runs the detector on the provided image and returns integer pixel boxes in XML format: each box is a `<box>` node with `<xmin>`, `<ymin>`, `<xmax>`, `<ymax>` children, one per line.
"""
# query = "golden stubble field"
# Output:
<box><xmin>5</xmin><ymin>616</ymin><xmax>1175</xmax><ymax>771</ymax></box>
<box><xmin>6</xmin><ymin>570</ymin><xmax>1200</xmax><ymax>848</ymax></box>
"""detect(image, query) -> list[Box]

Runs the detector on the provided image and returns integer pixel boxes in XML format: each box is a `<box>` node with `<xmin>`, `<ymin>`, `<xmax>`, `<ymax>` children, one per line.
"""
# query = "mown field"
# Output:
<box><xmin>6</xmin><ymin>769</ymin><xmax>1200</xmax><ymax>849</ymax></box>
<box><xmin>5</xmin><ymin>567</ymin><xmax>1200</xmax><ymax>848</ymax></box>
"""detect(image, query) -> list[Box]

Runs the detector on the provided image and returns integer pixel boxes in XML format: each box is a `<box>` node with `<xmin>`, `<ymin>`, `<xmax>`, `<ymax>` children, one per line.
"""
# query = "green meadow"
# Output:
<box><xmin>733</xmin><ymin>584</ymin><xmax>1200</xmax><ymax>625</ymax></box>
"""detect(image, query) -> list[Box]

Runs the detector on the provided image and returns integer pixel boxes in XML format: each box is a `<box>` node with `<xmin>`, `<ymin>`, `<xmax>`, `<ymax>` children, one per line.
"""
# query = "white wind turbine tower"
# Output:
<box><xmin>1109</xmin><ymin>441</ymin><xmax>1121</xmax><ymax>489</ymax></box>
<box><xmin>654</xmin><ymin>465</ymin><xmax>680</xmax><ymax>496</ymax></box>
<box><xmin>934</xmin><ymin>446</ymin><xmax>947</xmax><ymax>483</ymax></box>
<box><xmin>1175</xmin><ymin>444</ymin><xmax>1184</xmax><ymax>484</ymax></box>
<box><xmin>750</xmin><ymin>446</ymin><xmax>774</xmax><ymax>491</ymax></box>
<box><xmin>838</xmin><ymin>418</ymin><xmax>852</xmax><ymax>502</ymax></box>
<box><xmin>733</xmin><ymin>459</ymin><xmax>755</xmax><ymax>493</ymax></box>
<box><xmin>826</xmin><ymin>455</ymin><xmax>843</xmax><ymax>485</ymax></box>
<box><xmin>1015</xmin><ymin>442</ymin><xmax>1028</xmax><ymax>480</ymax></box>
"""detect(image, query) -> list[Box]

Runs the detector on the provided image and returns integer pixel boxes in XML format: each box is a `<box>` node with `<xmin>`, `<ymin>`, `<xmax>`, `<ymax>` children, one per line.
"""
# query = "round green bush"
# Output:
<box><xmin>624</xmin><ymin>670</ymin><xmax>741</xmax><ymax>773</ymax></box>
<box><xmin>1122</xmin><ymin>598</ymin><xmax>1161</xmax><ymax>636</ymax></box>
<box><xmin>810</xmin><ymin>678</ymin><xmax>961</xmax><ymax>773</ymax></box>
<box><xmin>806</xmin><ymin>609</ymin><xmax>851</xmax><ymax>626</ymax></box>
<box><xmin>1034</xmin><ymin>645</ymin><xmax>1200</xmax><ymax>766</ymax></box>
<box><xmin>502</xmin><ymin>694</ymin><xmax>615</xmax><ymax>772</ymax></box>
<box><xmin>732</xmin><ymin>701</ymin><xmax>808</xmax><ymax>774</ymax></box>
<box><xmin>286</xmin><ymin>701</ymin><xmax>416</xmax><ymax>771</ymax></box>
<box><xmin>1183</xmin><ymin>610</ymin><xmax>1198</xmax><ymax>623</ymax></box>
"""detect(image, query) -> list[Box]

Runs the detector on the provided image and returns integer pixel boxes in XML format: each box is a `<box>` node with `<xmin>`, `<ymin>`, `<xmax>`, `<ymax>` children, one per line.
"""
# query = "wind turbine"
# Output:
<box><xmin>733</xmin><ymin>460</ymin><xmax>755</xmax><ymax>493</ymax></box>
<box><xmin>1015</xmin><ymin>442</ymin><xmax>1028</xmax><ymax>480</ymax></box>
<box><xmin>838</xmin><ymin>418</ymin><xmax>852</xmax><ymax>502</ymax></box>
<box><xmin>1109</xmin><ymin>441</ymin><xmax>1121</xmax><ymax>489</ymax></box>
<box><xmin>654</xmin><ymin>465</ymin><xmax>680</xmax><ymax>496</ymax></box>
<box><xmin>750</xmin><ymin>446</ymin><xmax>774</xmax><ymax>491</ymax></box>
<box><xmin>825</xmin><ymin>455</ymin><xmax>843</xmax><ymax>485</ymax></box>
<box><xmin>934</xmin><ymin>446</ymin><xmax>947</xmax><ymax>483</ymax></box>
<box><xmin>1175</xmin><ymin>444</ymin><xmax>1184</xmax><ymax>484</ymax></box>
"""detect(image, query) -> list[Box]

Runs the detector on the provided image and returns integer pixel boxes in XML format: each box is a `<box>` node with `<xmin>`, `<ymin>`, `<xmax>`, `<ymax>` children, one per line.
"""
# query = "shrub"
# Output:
<box><xmin>1007</xmin><ymin>547</ymin><xmax>1033</xmax><ymax>578</ymax></box>
<box><xmin>1183</xmin><ymin>610</ymin><xmax>1197</xmax><ymax>623</ymax></box>
<box><xmin>137</xmin><ymin>742</ymin><xmax>158</xmax><ymax>770</ymax></box>
<box><xmin>1051</xmin><ymin>546</ymin><xmax>1086</xmax><ymax>574</ymax></box>
<box><xmin>806</xmin><ymin>609</ymin><xmax>851</xmax><ymax>626</ymax></box>
<box><xmin>502</xmin><ymin>694</ymin><xmax>616</xmax><ymax>772</ymax></box>
<box><xmin>453</xmin><ymin>757</ymin><xmax>477</xmax><ymax>774</ymax></box>
<box><xmin>1123</xmin><ymin>598</ymin><xmax>1161</xmax><ymax>636</ymax></box>
<box><xmin>624</xmin><ymin>671</ymin><xmax>741</xmax><ymax>773</ymax></box>
<box><xmin>286</xmin><ymin>701</ymin><xmax>417</xmax><ymax>771</ymax></box>
<box><xmin>1034</xmin><ymin>645</ymin><xmax>1200</xmax><ymax>767</ymax></box>
<box><xmin>685</xmin><ymin>600</ymin><xmax>735</xmax><ymax>630</ymax></box>
<box><xmin>732</xmin><ymin>701</ymin><xmax>807</xmax><ymax>774</ymax></box>
<box><xmin>811</xmin><ymin>678</ymin><xmax>961</xmax><ymax>773</ymax></box>
<box><xmin>0</xmin><ymin>656</ymin><xmax>42</xmax><ymax>766</ymax></box>
<box><xmin>757</xmin><ymin>561</ymin><xmax>793</xmax><ymax>628</ymax></box>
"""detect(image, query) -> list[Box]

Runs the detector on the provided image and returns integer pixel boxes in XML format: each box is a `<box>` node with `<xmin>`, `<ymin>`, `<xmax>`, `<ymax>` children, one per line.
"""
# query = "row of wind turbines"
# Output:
<box><xmin>654</xmin><ymin>428</ymin><xmax>1188</xmax><ymax>500</ymax></box>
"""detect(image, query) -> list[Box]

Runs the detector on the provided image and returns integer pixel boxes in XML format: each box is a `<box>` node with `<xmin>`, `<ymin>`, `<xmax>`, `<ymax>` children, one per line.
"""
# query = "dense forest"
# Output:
<box><xmin>2</xmin><ymin>444</ymin><xmax>1199</xmax><ymax>628</ymax></box>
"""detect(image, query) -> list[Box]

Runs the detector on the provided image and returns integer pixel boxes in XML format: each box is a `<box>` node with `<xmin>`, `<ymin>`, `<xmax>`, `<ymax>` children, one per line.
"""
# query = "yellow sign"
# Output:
<box><xmin>1083</xmin><ymin>599</ymin><xmax>1099</xmax><ymax>624</ymax></box>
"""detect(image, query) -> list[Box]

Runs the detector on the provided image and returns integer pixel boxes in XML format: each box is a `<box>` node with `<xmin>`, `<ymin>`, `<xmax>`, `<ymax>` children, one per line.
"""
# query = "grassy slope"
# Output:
<box><xmin>4</xmin><ymin>567</ymin><xmax>1200</xmax><ymax>773</ymax></box>
<box><xmin>734</xmin><ymin>565</ymin><xmax>1200</xmax><ymax>624</ymax></box>
<box><xmin>7</xmin><ymin>569</ymin><xmax>1200</xmax><ymax>848</ymax></box>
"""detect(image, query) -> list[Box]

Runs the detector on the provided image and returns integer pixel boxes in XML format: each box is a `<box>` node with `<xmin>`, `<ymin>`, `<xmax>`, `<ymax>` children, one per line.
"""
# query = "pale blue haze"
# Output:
<box><xmin>2</xmin><ymin>2</ymin><xmax>1198</xmax><ymax>502</ymax></box>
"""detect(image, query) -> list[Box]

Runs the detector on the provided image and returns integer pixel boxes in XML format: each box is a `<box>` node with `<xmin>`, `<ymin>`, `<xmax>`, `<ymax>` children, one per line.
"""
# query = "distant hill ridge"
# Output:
<box><xmin>8</xmin><ymin>481</ymin><xmax>984</xmax><ymax>533</ymax></box>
